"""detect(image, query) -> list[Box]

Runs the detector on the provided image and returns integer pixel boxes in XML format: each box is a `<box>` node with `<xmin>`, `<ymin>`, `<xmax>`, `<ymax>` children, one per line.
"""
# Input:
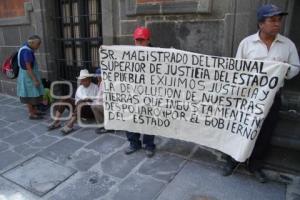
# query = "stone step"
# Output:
<box><xmin>263</xmin><ymin>146</ymin><xmax>300</xmax><ymax>176</ymax></box>
<box><xmin>271</xmin><ymin>111</ymin><xmax>300</xmax><ymax>151</ymax></box>
<box><xmin>259</xmin><ymin>110</ymin><xmax>300</xmax><ymax>176</ymax></box>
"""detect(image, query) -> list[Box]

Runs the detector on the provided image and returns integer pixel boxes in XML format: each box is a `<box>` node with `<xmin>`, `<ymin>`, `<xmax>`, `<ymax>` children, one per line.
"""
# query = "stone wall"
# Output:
<box><xmin>102</xmin><ymin>0</ymin><xmax>300</xmax><ymax>110</ymax></box>
<box><xmin>104</xmin><ymin>0</ymin><xmax>291</xmax><ymax>57</ymax></box>
<box><xmin>0</xmin><ymin>0</ymin><xmax>55</xmax><ymax>95</ymax></box>
<box><xmin>0</xmin><ymin>0</ymin><xmax>298</xmax><ymax>100</ymax></box>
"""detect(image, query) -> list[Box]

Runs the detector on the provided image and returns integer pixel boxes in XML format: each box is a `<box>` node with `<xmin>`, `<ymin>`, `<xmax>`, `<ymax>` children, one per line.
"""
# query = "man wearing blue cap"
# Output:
<box><xmin>221</xmin><ymin>4</ymin><xmax>300</xmax><ymax>183</ymax></box>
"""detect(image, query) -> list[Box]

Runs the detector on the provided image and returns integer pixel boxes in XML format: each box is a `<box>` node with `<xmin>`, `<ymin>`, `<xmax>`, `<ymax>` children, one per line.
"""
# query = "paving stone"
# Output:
<box><xmin>48</xmin><ymin>172</ymin><xmax>116</xmax><ymax>200</ymax></box>
<box><xmin>156</xmin><ymin>162</ymin><xmax>286</xmax><ymax>200</ymax></box>
<box><xmin>191</xmin><ymin>146</ymin><xmax>223</xmax><ymax>167</ymax></box>
<box><xmin>160</xmin><ymin>138</ymin><xmax>195</xmax><ymax>157</ymax></box>
<box><xmin>114</xmin><ymin>130</ymin><xmax>127</xmax><ymax>138</ymax></box>
<box><xmin>14</xmin><ymin>143</ymin><xmax>41</xmax><ymax>156</ymax></box>
<box><xmin>3</xmin><ymin>108</ymin><xmax>28</xmax><ymax>122</ymax></box>
<box><xmin>0</xmin><ymin>95</ymin><xmax>8</xmax><ymax>100</ymax></box>
<box><xmin>153</xmin><ymin>135</ymin><xmax>166</xmax><ymax>147</ymax></box>
<box><xmin>7</xmin><ymin>121</ymin><xmax>32</xmax><ymax>132</ymax></box>
<box><xmin>0</xmin><ymin>107</ymin><xmax>15</xmax><ymax>121</ymax></box>
<box><xmin>0</xmin><ymin>97</ymin><xmax>17</xmax><ymax>105</ymax></box>
<box><xmin>0</xmin><ymin>141</ymin><xmax>10</xmax><ymax>152</ymax></box>
<box><xmin>67</xmin><ymin>149</ymin><xmax>101</xmax><ymax>171</ymax></box>
<box><xmin>21</xmin><ymin>117</ymin><xmax>47</xmax><ymax>127</ymax></box>
<box><xmin>112</xmin><ymin>174</ymin><xmax>165</xmax><ymax>200</ymax></box>
<box><xmin>47</xmin><ymin>127</ymin><xmax>66</xmax><ymax>138</ymax></box>
<box><xmin>0</xmin><ymin>127</ymin><xmax>15</xmax><ymax>139</ymax></box>
<box><xmin>38</xmin><ymin>138</ymin><xmax>85</xmax><ymax>163</ymax></box>
<box><xmin>0</xmin><ymin>104</ymin><xmax>13</xmax><ymax>112</ymax></box>
<box><xmin>0</xmin><ymin>119</ymin><xmax>9</xmax><ymax>128</ymax></box>
<box><xmin>71</xmin><ymin>128</ymin><xmax>99</xmax><ymax>142</ymax></box>
<box><xmin>138</xmin><ymin>153</ymin><xmax>186</xmax><ymax>182</ymax></box>
<box><xmin>7</xmin><ymin>99</ymin><xmax>23</xmax><ymax>107</ymax></box>
<box><xmin>102</xmin><ymin>150</ymin><xmax>145</xmax><ymax>178</ymax></box>
<box><xmin>0</xmin><ymin>176</ymin><xmax>38</xmax><ymax>200</ymax></box>
<box><xmin>29</xmin><ymin>123</ymin><xmax>50</xmax><ymax>136</ymax></box>
<box><xmin>28</xmin><ymin>135</ymin><xmax>59</xmax><ymax>148</ymax></box>
<box><xmin>85</xmin><ymin>134</ymin><xmax>126</xmax><ymax>155</ymax></box>
<box><xmin>289</xmin><ymin>194</ymin><xmax>300</xmax><ymax>200</ymax></box>
<box><xmin>2</xmin><ymin>156</ymin><xmax>76</xmax><ymax>197</ymax></box>
<box><xmin>287</xmin><ymin>183</ymin><xmax>300</xmax><ymax>200</ymax></box>
<box><xmin>0</xmin><ymin>150</ymin><xmax>22</xmax><ymax>171</ymax></box>
<box><xmin>112</xmin><ymin>132</ymin><xmax>165</xmax><ymax>147</ymax></box>
<box><xmin>3</xmin><ymin>130</ymin><xmax>35</xmax><ymax>146</ymax></box>
<box><xmin>188</xmin><ymin>195</ymin><xmax>218</xmax><ymax>200</ymax></box>
<box><xmin>5</xmin><ymin>98</ymin><xmax>19</xmax><ymax>105</ymax></box>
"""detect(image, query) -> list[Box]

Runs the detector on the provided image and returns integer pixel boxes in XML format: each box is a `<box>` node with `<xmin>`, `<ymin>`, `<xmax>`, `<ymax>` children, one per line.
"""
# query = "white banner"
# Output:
<box><xmin>99</xmin><ymin>45</ymin><xmax>288</xmax><ymax>162</ymax></box>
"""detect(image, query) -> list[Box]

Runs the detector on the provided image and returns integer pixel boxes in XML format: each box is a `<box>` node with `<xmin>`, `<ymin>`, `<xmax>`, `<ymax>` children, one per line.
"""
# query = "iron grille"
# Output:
<box><xmin>54</xmin><ymin>0</ymin><xmax>102</xmax><ymax>86</ymax></box>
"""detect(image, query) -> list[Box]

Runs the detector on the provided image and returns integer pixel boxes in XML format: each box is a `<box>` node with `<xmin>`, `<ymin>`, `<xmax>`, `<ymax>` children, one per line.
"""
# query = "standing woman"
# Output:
<box><xmin>17</xmin><ymin>35</ymin><xmax>44</xmax><ymax>120</ymax></box>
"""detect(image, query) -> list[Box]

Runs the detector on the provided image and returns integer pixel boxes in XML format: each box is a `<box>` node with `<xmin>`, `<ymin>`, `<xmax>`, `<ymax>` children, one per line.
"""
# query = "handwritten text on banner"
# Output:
<box><xmin>99</xmin><ymin>45</ymin><xmax>288</xmax><ymax>162</ymax></box>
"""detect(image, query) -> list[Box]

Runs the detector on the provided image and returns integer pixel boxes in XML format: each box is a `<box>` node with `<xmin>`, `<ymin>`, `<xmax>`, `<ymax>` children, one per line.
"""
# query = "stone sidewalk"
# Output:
<box><xmin>0</xmin><ymin>94</ymin><xmax>291</xmax><ymax>200</ymax></box>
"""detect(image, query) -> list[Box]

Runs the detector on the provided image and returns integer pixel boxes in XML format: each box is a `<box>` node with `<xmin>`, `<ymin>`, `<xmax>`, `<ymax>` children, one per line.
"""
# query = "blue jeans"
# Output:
<box><xmin>126</xmin><ymin>132</ymin><xmax>155</xmax><ymax>150</ymax></box>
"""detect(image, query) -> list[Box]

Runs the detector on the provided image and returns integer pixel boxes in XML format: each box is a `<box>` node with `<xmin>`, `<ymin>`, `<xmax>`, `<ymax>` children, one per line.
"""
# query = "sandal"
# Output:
<box><xmin>61</xmin><ymin>125</ymin><xmax>73</xmax><ymax>134</ymax></box>
<box><xmin>29</xmin><ymin>115</ymin><xmax>44</xmax><ymax>120</ymax></box>
<box><xmin>47</xmin><ymin>121</ymin><xmax>61</xmax><ymax>131</ymax></box>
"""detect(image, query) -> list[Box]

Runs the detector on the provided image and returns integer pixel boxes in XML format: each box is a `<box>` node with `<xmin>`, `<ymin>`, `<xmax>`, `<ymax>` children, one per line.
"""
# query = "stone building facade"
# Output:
<box><xmin>0</xmin><ymin>0</ymin><xmax>299</xmax><ymax>172</ymax></box>
<box><xmin>0</xmin><ymin>0</ymin><xmax>299</xmax><ymax>109</ymax></box>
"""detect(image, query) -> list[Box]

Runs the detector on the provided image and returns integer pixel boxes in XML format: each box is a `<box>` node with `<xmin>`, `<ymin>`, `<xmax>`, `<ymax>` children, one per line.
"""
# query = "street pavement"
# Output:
<box><xmin>0</xmin><ymin>94</ymin><xmax>291</xmax><ymax>200</ymax></box>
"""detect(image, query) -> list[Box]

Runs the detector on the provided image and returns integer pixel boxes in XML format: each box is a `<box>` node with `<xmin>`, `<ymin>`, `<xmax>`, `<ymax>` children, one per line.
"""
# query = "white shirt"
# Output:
<box><xmin>75</xmin><ymin>82</ymin><xmax>99</xmax><ymax>104</ymax></box>
<box><xmin>93</xmin><ymin>81</ymin><xmax>104</xmax><ymax>105</ymax></box>
<box><xmin>236</xmin><ymin>32</ymin><xmax>300</xmax><ymax>79</ymax></box>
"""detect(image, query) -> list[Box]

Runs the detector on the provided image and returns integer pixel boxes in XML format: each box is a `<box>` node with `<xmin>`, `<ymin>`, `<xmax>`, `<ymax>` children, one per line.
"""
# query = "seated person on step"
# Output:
<box><xmin>47</xmin><ymin>69</ymin><xmax>98</xmax><ymax>134</ymax></box>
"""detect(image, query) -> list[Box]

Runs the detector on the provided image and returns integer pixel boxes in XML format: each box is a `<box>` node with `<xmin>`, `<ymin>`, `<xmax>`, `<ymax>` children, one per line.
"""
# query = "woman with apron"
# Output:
<box><xmin>17</xmin><ymin>35</ymin><xmax>44</xmax><ymax>120</ymax></box>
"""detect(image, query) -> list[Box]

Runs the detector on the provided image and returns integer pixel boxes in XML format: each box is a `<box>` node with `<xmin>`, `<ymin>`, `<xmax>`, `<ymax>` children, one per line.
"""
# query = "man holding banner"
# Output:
<box><xmin>124</xmin><ymin>27</ymin><xmax>156</xmax><ymax>158</ymax></box>
<box><xmin>99</xmin><ymin>7</ymin><xmax>297</xmax><ymax>180</ymax></box>
<box><xmin>221</xmin><ymin>4</ymin><xmax>300</xmax><ymax>182</ymax></box>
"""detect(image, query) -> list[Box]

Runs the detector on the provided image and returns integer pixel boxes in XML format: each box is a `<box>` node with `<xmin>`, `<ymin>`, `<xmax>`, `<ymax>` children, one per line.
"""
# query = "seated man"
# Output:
<box><xmin>47</xmin><ymin>69</ymin><xmax>99</xmax><ymax>134</ymax></box>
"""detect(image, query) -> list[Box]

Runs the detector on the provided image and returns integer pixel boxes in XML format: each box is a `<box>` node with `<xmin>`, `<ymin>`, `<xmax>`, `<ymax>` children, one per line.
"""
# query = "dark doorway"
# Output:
<box><xmin>54</xmin><ymin>0</ymin><xmax>102</xmax><ymax>86</ymax></box>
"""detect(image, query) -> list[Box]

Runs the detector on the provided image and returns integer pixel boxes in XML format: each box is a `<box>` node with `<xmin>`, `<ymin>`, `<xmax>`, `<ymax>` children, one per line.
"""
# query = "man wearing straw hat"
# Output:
<box><xmin>48</xmin><ymin>69</ymin><xmax>99</xmax><ymax>134</ymax></box>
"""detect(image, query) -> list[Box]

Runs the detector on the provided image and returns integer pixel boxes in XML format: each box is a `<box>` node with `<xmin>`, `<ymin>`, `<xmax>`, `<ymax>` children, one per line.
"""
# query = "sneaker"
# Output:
<box><xmin>124</xmin><ymin>146</ymin><xmax>141</xmax><ymax>155</ymax></box>
<box><xmin>221</xmin><ymin>159</ymin><xmax>238</xmax><ymax>176</ymax></box>
<box><xmin>253</xmin><ymin>169</ymin><xmax>267</xmax><ymax>183</ymax></box>
<box><xmin>145</xmin><ymin>149</ymin><xmax>155</xmax><ymax>158</ymax></box>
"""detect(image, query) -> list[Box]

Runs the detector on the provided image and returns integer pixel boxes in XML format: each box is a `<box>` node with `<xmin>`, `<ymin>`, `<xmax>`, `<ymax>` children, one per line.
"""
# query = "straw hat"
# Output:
<box><xmin>77</xmin><ymin>69</ymin><xmax>93</xmax><ymax>80</ymax></box>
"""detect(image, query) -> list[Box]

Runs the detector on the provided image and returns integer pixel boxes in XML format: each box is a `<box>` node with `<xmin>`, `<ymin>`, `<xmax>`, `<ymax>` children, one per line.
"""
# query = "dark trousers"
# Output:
<box><xmin>126</xmin><ymin>132</ymin><xmax>155</xmax><ymax>150</ymax></box>
<box><xmin>248</xmin><ymin>93</ymin><xmax>281</xmax><ymax>171</ymax></box>
<box><xmin>225</xmin><ymin>93</ymin><xmax>281</xmax><ymax>171</ymax></box>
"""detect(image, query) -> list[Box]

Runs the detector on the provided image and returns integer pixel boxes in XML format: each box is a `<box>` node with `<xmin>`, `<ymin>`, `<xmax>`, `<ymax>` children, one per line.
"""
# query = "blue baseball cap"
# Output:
<box><xmin>95</xmin><ymin>67</ymin><xmax>102</xmax><ymax>76</ymax></box>
<box><xmin>257</xmin><ymin>4</ymin><xmax>288</xmax><ymax>22</ymax></box>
